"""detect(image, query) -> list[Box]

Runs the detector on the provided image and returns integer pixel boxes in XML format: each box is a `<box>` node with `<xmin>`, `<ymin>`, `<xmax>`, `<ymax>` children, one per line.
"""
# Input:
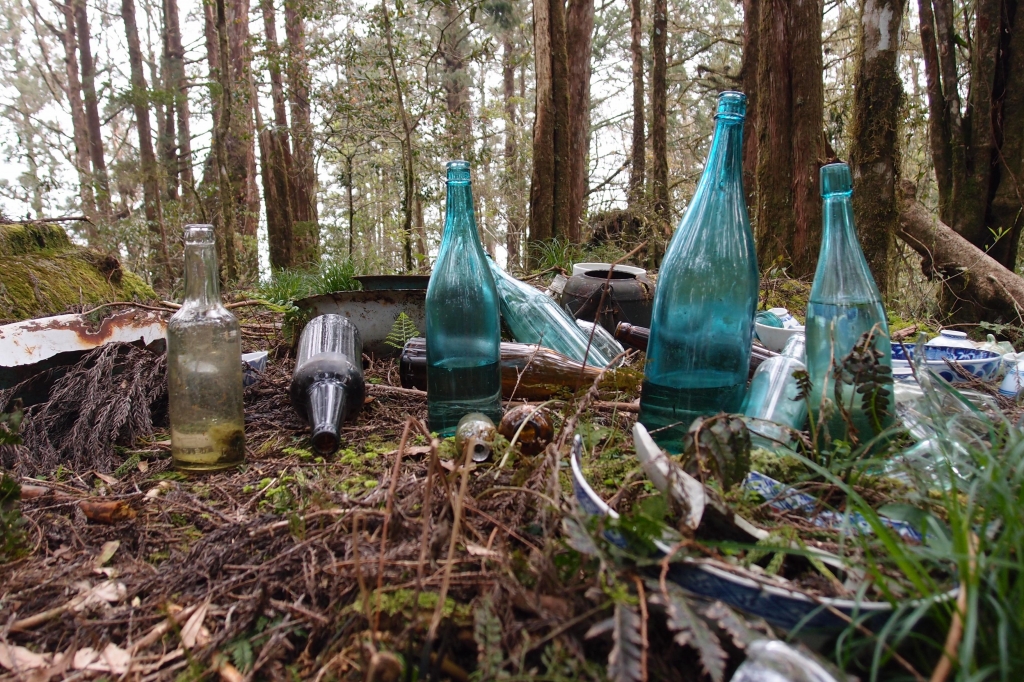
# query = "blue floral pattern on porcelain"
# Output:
<box><xmin>890</xmin><ymin>343</ymin><xmax>1000</xmax><ymax>383</ymax></box>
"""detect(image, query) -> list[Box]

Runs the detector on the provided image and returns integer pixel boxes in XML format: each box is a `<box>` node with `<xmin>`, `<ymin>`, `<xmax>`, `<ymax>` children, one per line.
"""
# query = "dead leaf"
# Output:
<box><xmin>71</xmin><ymin>580</ymin><xmax>127</xmax><ymax>612</ymax></box>
<box><xmin>0</xmin><ymin>643</ymin><xmax>51</xmax><ymax>671</ymax></box>
<box><xmin>146</xmin><ymin>481</ymin><xmax>175</xmax><ymax>499</ymax></box>
<box><xmin>79</xmin><ymin>499</ymin><xmax>136</xmax><ymax>524</ymax></box>
<box><xmin>71</xmin><ymin>643</ymin><xmax>129</xmax><ymax>674</ymax></box>
<box><xmin>94</xmin><ymin>540</ymin><xmax>120</xmax><ymax>568</ymax></box>
<box><xmin>137</xmin><ymin>460</ymin><xmax>149</xmax><ymax>472</ymax></box>
<box><xmin>465</xmin><ymin>542</ymin><xmax>501</xmax><ymax>559</ymax></box>
<box><xmin>94</xmin><ymin>472</ymin><xmax>118</xmax><ymax>486</ymax></box>
<box><xmin>20</xmin><ymin>484</ymin><xmax>50</xmax><ymax>499</ymax></box>
<box><xmin>218</xmin><ymin>661</ymin><xmax>244</xmax><ymax>682</ymax></box>
<box><xmin>180</xmin><ymin>600</ymin><xmax>211</xmax><ymax>649</ymax></box>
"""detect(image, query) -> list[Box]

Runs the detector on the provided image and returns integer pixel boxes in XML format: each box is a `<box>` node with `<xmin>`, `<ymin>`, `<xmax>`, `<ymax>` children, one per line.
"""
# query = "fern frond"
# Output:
<box><xmin>384</xmin><ymin>312</ymin><xmax>421</xmax><ymax>350</ymax></box>
<box><xmin>648</xmin><ymin>580</ymin><xmax>726</xmax><ymax>682</ymax></box>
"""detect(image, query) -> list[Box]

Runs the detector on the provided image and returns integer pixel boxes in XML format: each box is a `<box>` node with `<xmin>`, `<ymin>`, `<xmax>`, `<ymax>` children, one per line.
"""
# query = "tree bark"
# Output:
<box><xmin>285</xmin><ymin>0</ymin><xmax>319</xmax><ymax>264</ymax></box>
<box><xmin>754</xmin><ymin>0</ymin><xmax>824</xmax><ymax>277</ymax></box>
<box><xmin>917</xmin><ymin>0</ymin><xmax>953</xmax><ymax>222</ymax></box>
<box><xmin>259</xmin><ymin>0</ymin><xmax>297</xmax><ymax>269</ymax></box>
<box><xmin>163</xmin><ymin>0</ymin><xmax>193</xmax><ymax>207</ymax></box>
<box><xmin>899</xmin><ymin>182</ymin><xmax>1024</xmax><ymax>323</ymax></box>
<box><xmin>740</xmin><ymin>0</ymin><xmax>759</xmax><ymax>212</ymax></box>
<box><xmin>381</xmin><ymin>0</ymin><xmax>416</xmax><ymax>272</ymax></box>
<box><xmin>565</xmin><ymin>0</ymin><xmax>594</xmax><ymax>243</ymax></box>
<box><xmin>157</xmin><ymin>25</ymin><xmax>179</xmax><ymax>203</ymax></box>
<box><xmin>650</xmin><ymin>0</ymin><xmax>669</xmax><ymax>240</ymax></box>
<box><xmin>988</xmin><ymin>0</ymin><xmax>1024</xmax><ymax>268</ymax></box>
<box><xmin>122</xmin><ymin>0</ymin><xmax>170</xmax><ymax>283</ymax></box>
<box><xmin>849</xmin><ymin>0</ymin><xmax>906</xmax><ymax>297</ymax></box>
<box><xmin>56</xmin><ymin>1</ymin><xmax>96</xmax><ymax>225</ymax></box>
<box><xmin>628</xmin><ymin>0</ymin><xmax>645</xmax><ymax>206</ymax></box>
<box><xmin>502</xmin><ymin>34</ymin><xmax>522</xmax><ymax>270</ymax></box>
<box><xmin>441</xmin><ymin>3</ymin><xmax>471</xmax><ymax>155</ymax></box>
<box><xmin>213</xmin><ymin>0</ymin><xmax>238</xmax><ymax>281</ymax></box>
<box><xmin>73</xmin><ymin>0</ymin><xmax>110</xmax><ymax>217</ymax></box>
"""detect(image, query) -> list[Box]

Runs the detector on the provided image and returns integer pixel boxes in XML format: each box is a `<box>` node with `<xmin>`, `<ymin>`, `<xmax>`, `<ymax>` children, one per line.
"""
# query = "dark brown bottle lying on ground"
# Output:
<box><xmin>291</xmin><ymin>314</ymin><xmax>366</xmax><ymax>454</ymax></box>
<box><xmin>401</xmin><ymin>337</ymin><xmax>633</xmax><ymax>400</ymax></box>
<box><xmin>613</xmin><ymin>322</ymin><xmax>778</xmax><ymax>378</ymax></box>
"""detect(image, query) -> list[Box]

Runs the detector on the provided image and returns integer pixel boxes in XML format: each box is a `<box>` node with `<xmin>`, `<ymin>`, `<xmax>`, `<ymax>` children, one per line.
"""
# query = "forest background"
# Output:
<box><xmin>0</xmin><ymin>0</ymin><xmax>1020</xmax><ymax>324</ymax></box>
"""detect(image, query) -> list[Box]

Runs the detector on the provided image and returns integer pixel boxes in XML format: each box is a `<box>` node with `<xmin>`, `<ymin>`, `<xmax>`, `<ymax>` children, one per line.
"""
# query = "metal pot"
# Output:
<box><xmin>561</xmin><ymin>265</ymin><xmax>654</xmax><ymax>333</ymax></box>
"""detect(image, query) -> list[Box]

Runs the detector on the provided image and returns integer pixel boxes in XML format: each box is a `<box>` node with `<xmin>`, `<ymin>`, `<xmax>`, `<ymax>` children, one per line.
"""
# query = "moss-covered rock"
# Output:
<box><xmin>0</xmin><ymin>223</ymin><xmax>156</xmax><ymax>322</ymax></box>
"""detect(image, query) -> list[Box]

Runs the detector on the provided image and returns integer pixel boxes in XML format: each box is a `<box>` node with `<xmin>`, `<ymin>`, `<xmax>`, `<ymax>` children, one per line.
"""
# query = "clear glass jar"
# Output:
<box><xmin>167</xmin><ymin>225</ymin><xmax>245</xmax><ymax>471</ymax></box>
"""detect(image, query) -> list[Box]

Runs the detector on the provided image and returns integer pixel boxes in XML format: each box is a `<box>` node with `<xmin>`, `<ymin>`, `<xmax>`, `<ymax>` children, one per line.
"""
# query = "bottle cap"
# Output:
<box><xmin>715</xmin><ymin>91</ymin><xmax>747</xmax><ymax>120</ymax></box>
<box><xmin>184</xmin><ymin>224</ymin><xmax>215</xmax><ymax>245</ymax></box>
<box><xmin>446</xmin><ymin>160</ymin><xmax>471</xmax><ymax>184</ymax></box>
<box><xmin>307</xmin><ymin>379</ymin><xmax>348</xmax><ymax>454</ymax></box>
<box><xmin>820</xmin><ymin>163</ymin><xmax>853</xmax><ymax>197</ymax></box>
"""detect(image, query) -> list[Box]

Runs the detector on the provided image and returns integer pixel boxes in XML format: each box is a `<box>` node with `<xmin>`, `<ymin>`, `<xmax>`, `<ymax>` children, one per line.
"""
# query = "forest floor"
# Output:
<box><xmin>0</xmin><ymin>275</ymin><xmax>1004</xmax><ymax>681</ymax></box>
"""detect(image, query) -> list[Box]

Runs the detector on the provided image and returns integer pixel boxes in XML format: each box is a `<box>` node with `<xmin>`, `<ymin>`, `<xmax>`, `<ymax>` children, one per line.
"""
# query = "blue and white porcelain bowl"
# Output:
<box><xmin>890</xmin><ymin>344</ymin><xmax>1001</xmax><ymax>383</ymax></box>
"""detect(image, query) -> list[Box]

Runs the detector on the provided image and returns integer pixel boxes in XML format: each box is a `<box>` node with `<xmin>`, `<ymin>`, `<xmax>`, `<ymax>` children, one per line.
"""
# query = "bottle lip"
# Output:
<box><xmin>715</xmin><ymin>91</ymin><xmax>747</xmax><ymax>121</ymax></box>
<box><xmin>820</xmin><ymin>162</ymin><xmax>853</xmax><ymax>197</ymax></box>
<box><xmin>184</xmin><ymin>224</ymin><xmax>215</xmax><ymax>245</ymax></box>
<box><xmin>446</xmin><ymin>160</ymin><xmax>471</xmax><ymax>184</ymax></box>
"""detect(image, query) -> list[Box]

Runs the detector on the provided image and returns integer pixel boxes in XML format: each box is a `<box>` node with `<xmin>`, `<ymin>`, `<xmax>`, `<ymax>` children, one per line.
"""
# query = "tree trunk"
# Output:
<box><xmin>918</xmin><ymin>0</ymin><xmax>1024</xmax><ymax>279</ymax></box>
<box><xmin>899</xmin><ymin>182</ymin><xmax>1024</xmax><ymax>323</ymax></box>
<box><xmin>260</xmin><ymin>0</ymin><xmax>297</xmax><ymax>269</ymax></box>
<box><xmin>441</xmin><ymin>3</ymin><xmax>471</xmax><ymax>155</ymax></box>
<box><xmin>73</xmin><ymin>0</ymin><xmax>110</xmax><ymax>217</ymax></box>
<box><xmin>849</xmin><ymin>0</ymin><xmax>906</xmax><ymax>298</ymax></box>
<box><xmin>565</xmin><ymin>0</ymin><xmax>594</xmax><ymax>243</ymax></box>
<box><xmin>754</xmin><ymin>0</ymin><xmax>824</xmax><ymax>277</ymax></box>
<box><xmin>529</xmin><ymin>0</ymin><xmax>571</xmax><ymax>257</ymax></box>
<box><xmin>628</xmin><ymin>0</ymin><xmax>645</xmax><ymax>206</ymax></box>
<box><xmin>740</xmin><ymin>0</ymin><xmax>759</xmax><ymax>212</ymax></box>
<box><xmin>213</xmin><ymin>0</ymin><xmax>238</xmax><ymax>281</ymax></box>
<box><xmin>163</xmin><ymin>0</ymin><xmax>192</xmax><ymax>207</ymax></box>
<box><xmin>988</xmin><ymin>1</ymin><xmax>1024</xmax><ymax>268</ymax></box>
<box><xmin>56</xmin><ymin>1</ymin><xmax>96</xmax><ymax>226</ymax></box>
<box><xmin>381</xmin><ymin>0</ymin><xmax>416</xmax><ymax>272</ymax></box>
<box><xmin>122</xmin><ymin>0</ymin><xmax>170</xmax><ymax>283</ymax></box>
<box><xmin>503</xmin><ymin>34</ymin><xmax>522</xmax><ymax>271</ymax></box>
<box><xmin>285</xmin><ymin>0</ymin><xmax>319</xmax><ymax>265</ymax></box>
<box><xmin>157</xmin><ymin>27</ymin><xmax>179</xmax><ymax>203</ymax></box>
<box><xmin>227</xmin><ymin>0</ymin><xmax>259</xmax><ymax>240</ymax></box>
<box><xmin>650</xmin><ymin>0</ymin><xmax>669</xmax><ymax>241</ymax></box>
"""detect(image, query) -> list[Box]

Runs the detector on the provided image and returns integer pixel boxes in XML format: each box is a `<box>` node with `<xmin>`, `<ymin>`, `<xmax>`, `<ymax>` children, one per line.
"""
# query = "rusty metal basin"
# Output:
<box><xmin>295</xmin><ymin>289</ymin><xmax>426</xmax><ymax>358</ymax></box>
<box><xmin>0</xmin><ymin>309</ymin><xmax>168</xmax><ymax>390</ymax></box>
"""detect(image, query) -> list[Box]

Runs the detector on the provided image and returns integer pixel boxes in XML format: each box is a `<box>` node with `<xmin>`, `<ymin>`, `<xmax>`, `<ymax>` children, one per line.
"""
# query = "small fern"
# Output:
<box><xmin>385</xmin><ymin>312</ymin><xmax>421</xmax><ymax>350</ymax></box>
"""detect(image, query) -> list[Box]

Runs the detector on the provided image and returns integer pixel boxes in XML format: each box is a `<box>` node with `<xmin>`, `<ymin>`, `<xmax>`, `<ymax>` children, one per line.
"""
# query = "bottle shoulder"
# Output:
<box><xmin>168</xmin><ymin>304</ymin><xmax>240</xmax><ymax>330</ymax></box>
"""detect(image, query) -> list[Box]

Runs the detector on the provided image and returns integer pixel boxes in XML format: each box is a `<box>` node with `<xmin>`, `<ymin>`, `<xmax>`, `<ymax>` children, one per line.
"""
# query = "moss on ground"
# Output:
<box><xmin>0</xmin><ymin>223</ymin><xmax>156</xmax><ymax>321</ymax></box>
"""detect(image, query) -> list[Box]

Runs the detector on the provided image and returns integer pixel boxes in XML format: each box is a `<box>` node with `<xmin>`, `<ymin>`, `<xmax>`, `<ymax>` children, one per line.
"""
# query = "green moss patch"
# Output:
<box><xmin>0</xmin><ymin>223</ymin><xmax>156</xmax><ymax>321</ymax></box>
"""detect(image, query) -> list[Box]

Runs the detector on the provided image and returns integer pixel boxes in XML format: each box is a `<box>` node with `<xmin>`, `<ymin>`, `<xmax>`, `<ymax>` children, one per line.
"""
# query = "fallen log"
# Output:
<box><xmin>898</xmin><ymin>182</ymin><xmax>1024</xmax><ymax>323</ymax></box>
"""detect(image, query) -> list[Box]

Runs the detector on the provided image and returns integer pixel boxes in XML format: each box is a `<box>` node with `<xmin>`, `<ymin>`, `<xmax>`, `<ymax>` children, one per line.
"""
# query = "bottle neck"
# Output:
<box><xmin>443</xmin><ymin>181</ymin><xmax>481</xmax><ymax>247</ymax></box>
<box><xmin>183</xmin><ymin>243</ymin><xmax>220</xmax><ymax>306</ymax></box>
<box><xmin>694</xmin><ymin>116</ymin><xmax>744</xmax><ymax>197</ymax></box>
<box><xmin>821</xmin><ymin>192</ymin><xmax>858</xmax><ymax>255</ymax></box>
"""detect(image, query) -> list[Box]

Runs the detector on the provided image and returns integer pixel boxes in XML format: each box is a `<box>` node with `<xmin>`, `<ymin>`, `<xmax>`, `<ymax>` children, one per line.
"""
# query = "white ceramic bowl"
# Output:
<box><xmin>571</xmin><ymin>262</ymin><xmax>647</xmax><ymax>277</ymax></box>
<box><xmin>754</xmin><ymin>322</ymin><xmax>805</xmax><ymax>353</ymax></box>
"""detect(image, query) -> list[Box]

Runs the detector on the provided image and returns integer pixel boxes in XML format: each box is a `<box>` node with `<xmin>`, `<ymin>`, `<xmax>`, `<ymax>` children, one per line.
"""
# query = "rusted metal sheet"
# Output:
<box><xmin>0</xmin><ymin>309</ymin><xmax>167</xmax><ymax>389</ymax></box>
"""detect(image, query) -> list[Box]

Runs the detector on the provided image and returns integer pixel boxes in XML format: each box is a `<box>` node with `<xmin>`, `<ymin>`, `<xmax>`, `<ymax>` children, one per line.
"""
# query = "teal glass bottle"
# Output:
<box><xmin>487</xmin><ymin>257</ymin><xmax>614</xmax><ymax>368</ymax></box>
<box><xmin>425</xmin><ymin>161</ymin><xmax>503</xmax><ymax>436</ymax></box>
<box><xmin>639</xmin><ymin>91</ymin><xmax>758</xmax><ymax>452</ymax></box>
<box><xmin>806</xmin><ymin>163</ymin><xmax>893</xmax><ymax>441</ymax></box>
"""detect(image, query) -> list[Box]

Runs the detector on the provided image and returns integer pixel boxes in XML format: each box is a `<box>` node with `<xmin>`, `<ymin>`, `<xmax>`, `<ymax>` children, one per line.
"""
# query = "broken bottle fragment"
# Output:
<box><xmin>741</xmin><ymin>333</ymin><xmax>807</xmax><ymax>448</ymax></box>
<box><xmin>455</xmin><ymin>412</ymin><xmax>497</xmax><ymax>462</ymax></box>
<box><xmin>167</xmin><ymin>225</ymin><xmax>245</xmax><ymax>472</ymax></box>
<box><xmin>487</xmin><ymin>257</ymin><xmax>614</xmax><ymax>368</ymax></box>
<box><xmin>290</xmin><ymin>314</ymin><xmax>366</xmax><ymax>454</ymax></box>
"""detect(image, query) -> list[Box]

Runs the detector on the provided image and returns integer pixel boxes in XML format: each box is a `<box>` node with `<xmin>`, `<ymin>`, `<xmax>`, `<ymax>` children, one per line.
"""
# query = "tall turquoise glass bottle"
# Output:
<box><xmin>806</xmin><ymin>163</ymin><xmax>893</xmax><ymax>441</ymax></box>
<box><xmin>425</xmin><ymin>161</ymin><xmax>503</xmax><ymax>436</ymax></box>
<box><xmin>639</xmin><ymin>91</ymin><xmax>758</xmax><ymax>452</ymax></box>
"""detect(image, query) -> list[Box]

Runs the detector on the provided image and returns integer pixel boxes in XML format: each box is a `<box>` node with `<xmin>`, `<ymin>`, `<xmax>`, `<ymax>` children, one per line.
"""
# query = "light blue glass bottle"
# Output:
<box><xmin>487</xmin><ymin>257</ymin><xmax>614</xmax><ymax>368</ymax></box>
<box><xmin>425</xmin><ymin>161</ymin><xmax>503</xmax><ymax>436</ymax></box>
<box><xmin>639</xmin><ymin>91</ymin><xmax>758</xmax><ymax>452</ymax></box>
<box><xmin>806</xmin><ymin>163</ymin><xmax>893</xmax><ymax>441</ymax></box>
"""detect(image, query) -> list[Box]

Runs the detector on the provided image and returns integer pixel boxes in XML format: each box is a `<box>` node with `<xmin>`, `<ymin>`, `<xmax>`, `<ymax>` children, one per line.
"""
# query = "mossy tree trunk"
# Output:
<box><xmin>753</xmin><ymin>0</ymin><xmax>824</xmax><ymax>277</ymax></box>
<box><xmin>566</xmin><ymin>0</ymin><xmax>594</xmax><ymax>244</ymax></box>
<box><xmin>650</xmin><ymin>0</ymin><xmax>669</xmax><ymax>248</ymax></box>
<box><xmin>849</xmin><ymin>0</ymin><xmax>906</xmax><ymax>298</ymax></box>
<box><xmin>740</xmin><ymin>0</ymin><xmax>759</xmax><ymax>214</ymax></box>
<box><xmin>918</xmin><ymin>0</ymin><xmax>1024</xmax><ymax>283</ymax></box>
<box><xmin>628</xmin><ymin>0</ymin><xmax>645</xmax><ymax>208</ymax></box>
<box><xmin>285</xmin><ymin>0</ymin><xmax>320</xmax><ymax>266</ymax></box>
